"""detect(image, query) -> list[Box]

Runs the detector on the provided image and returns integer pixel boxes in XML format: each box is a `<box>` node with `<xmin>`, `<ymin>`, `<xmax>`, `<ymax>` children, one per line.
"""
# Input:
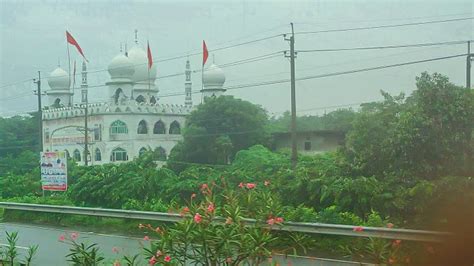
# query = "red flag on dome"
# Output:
<box><xmin>66</xmin><ymin>31</ymin><xmax>88</xmax><ymax>62</ymax></box>
<box><xmin>147</xmin><ymin>41</ymin><xmax>153</xmax><ymax>69</ymax></box>
<box><xmin>202</xmin><ymin>40</ymin><xmax>209</xmax><ymax>66</ymax></box>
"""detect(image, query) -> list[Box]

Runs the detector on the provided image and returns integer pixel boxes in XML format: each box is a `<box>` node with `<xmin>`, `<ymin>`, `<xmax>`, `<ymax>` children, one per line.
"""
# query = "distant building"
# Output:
<box><xmin>42</xmin><ymin>34</ymin><xmax>226</xmax><ymax>165</ymax></box>
<box><xmin>272</xmin><ymin>130</ymin><xmax>345</xmax><ymax>155</ymax></box>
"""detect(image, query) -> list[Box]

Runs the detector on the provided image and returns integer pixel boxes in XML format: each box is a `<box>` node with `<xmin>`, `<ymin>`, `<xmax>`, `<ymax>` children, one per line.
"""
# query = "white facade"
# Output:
<box><xmin>42</xmin><ymin>36</ymin><xmax>226</xmax><ymax>165</ymax></box>
<box><xmin>42</xmin><ymin>102</ymin><xmax>189</xmax><ymax>165</ymax></box>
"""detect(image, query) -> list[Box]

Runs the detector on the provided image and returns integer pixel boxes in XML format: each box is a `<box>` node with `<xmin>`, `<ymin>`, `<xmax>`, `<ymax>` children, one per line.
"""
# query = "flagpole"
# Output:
<box><xmin>67</xmin><ymin>39</ymin><xmax>73</xmax><ymax>106</ymax></box>
<box><xmin>201</xmin><ymin>62</ymin><xmax>204</xmax><ymax>104</ymax></box>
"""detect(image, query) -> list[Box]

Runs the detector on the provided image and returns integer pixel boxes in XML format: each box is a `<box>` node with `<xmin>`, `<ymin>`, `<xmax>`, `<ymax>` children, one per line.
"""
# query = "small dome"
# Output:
<box><xmin>128</xmin><ymin>45</ymin><xmax>157</xmax><ymax>84</ymax></box>
<box><xmin>108</xmin><ymin>53</ymin><xmax>135</xmax><ymax>80</ymax></box>
<box><xmin>203</xmin><ymin>63</ymin><xmax>225</xmax><ymax>87</ymax></box>
<box><xmin>48</xmin><ymin>67</ymin><xmax>70</xmax><ymax>90</ymax></box>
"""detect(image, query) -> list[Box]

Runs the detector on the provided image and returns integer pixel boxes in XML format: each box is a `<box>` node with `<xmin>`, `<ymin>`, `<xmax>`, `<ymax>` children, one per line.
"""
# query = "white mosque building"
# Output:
<box><xmin>42</xmin><ymin>38</ymin><xmax>226</xmax><ymax>165</ymax></box>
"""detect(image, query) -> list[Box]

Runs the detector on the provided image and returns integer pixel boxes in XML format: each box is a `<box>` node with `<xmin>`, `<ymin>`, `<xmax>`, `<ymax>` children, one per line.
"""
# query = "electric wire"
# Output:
<box><xmin>297</xmin><ymin>40</ymin><xmax>471</xmax><ymax>53</ymax></box>
<box><xmin>293</xmin><ymin>17</ymin><xmax>473</xmax><ymax>35</ymax></box>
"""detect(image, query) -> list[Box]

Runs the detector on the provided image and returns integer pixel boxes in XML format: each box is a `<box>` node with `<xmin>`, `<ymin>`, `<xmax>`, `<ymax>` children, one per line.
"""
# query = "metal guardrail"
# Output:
<box><xmin>0</xmin><ymin>202</ymin><xmax>450</xmax><ymax>242</ymax></box>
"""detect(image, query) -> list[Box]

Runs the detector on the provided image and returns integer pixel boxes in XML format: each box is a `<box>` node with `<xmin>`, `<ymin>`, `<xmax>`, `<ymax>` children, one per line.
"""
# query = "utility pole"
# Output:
<box><xmin>33</xmin><ymin>71</ymin><xmax>43</xmax><ymax>152</ymax></box>
<box><xmin>467</xmin><ymin>41</ymin><xmax>471</xmax><ymax>89</ymax></box>
<box><xmin>285</xmin><ymin>23</ymin><xmax>298</xmax><ymax>168</ymax></box>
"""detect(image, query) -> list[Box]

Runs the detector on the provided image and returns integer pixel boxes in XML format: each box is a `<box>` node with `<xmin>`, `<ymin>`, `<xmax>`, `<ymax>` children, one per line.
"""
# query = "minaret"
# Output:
<box><xmin>185</xmin><ymin>59</ymin><xmax>192</xmax><ymax>107</ymax></box>
<box><xmin>81</xmin><ymin>61</ymin><xmax>88</xmax><ymax>103</ymax></box>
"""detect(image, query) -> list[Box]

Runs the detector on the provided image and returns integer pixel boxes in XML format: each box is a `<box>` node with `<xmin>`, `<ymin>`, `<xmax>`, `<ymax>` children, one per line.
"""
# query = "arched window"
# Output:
<box><xmin>73</xmin><ymin>149</ymin><xmax>81</xmax><ymax>162</ymax></box>
<box><xmin>95</xmin><ymin>148</ymin><xmax>102</xmax><ymax>161</ymax></box>
<box><xmin>137</xmin><ymin>120</ymin><xmax>148</xmax><ymax>134</ymax></box>
<box><xmin>139</xmin><ymin>147</ymin><xmax>148</xmax><ymax>157</ymax></box>
<box><xmin>65</xmin><ymin>150</ymin><xmax>70</xmax><ymax>159</ymax></box>
<box><xmin>53</xmin><ymin>98</ymin><xmax>62</xmax><ymax>108</ymax></box>
<box><xmin>110</xmin><ymin>147</ymin><xmax>128</xmax><ymax>162</ymax></box>
<box><xmin>150</xmin><ymin>96</ymin><xmax>157</xmax><ymax>104</ymax></box>
<box><xmin>136</xmin><ymin>95</ymin><xmax>145</xmax><ymax>103</ymax></box>
<box><xmin>169</xmin><ymin>121</ymin><xmax>181</xmax><ymax>134</ymax></box>
<box><xmin>153</xmin><ymin>147</ymin><xmax>167</xmax><ymax>161</ymax></box>
<box><xmin>153</xmin><ymin>120</ymin><xmax>166</xmax><ymax>134</ymax></box>
<box><xmin>114</xmin><ymin>88</ymin><xmax>123</xmax><ymax>104</ymax></box>
<box><xmin>110</xmin><ymin>120</ymin><xmax>128</xmax><ymax>134</ymax></box>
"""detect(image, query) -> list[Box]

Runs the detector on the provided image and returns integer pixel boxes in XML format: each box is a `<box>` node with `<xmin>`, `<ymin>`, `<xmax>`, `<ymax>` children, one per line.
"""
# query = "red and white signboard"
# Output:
<box><xmin>40</xmin><ymin>151</ymin><xmax>68</xmax><ymax>191</ymax></box>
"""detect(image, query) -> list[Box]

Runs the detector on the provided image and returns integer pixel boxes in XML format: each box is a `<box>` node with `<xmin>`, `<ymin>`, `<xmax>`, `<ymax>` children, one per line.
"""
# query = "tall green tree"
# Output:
<box><xmin>344</xmin><ymin>72</ymin><xmax>474</xmax><ymax>179</ymax></box>
<box><xmin>0</xmin><ymin>113</ymin><xmax>39</xmax><ymax>158</ymax></box>
<box><xmin>168</xmin><ymin>96</ymin><xmax>270</xmax><ymax>171</ymax></box>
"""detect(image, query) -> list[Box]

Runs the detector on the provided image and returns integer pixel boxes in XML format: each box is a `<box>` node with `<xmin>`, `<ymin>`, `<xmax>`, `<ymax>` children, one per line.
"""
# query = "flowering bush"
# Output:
<box><xmin>141</xmin><ymin>179</ymin><xmax>312</xmax><ymax>265</ymax></box>
<box><xmin>59</xmin><ymin>232</ymin><xmax>105</xmax><ymax>265</ymax></box>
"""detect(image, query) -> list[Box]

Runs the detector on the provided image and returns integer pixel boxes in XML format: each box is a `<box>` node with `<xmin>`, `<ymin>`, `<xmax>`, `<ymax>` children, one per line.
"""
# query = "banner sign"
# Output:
<box><xmin>40</xmin><ymin>151</ymin><xmax>68</xmax><ymax>191</ymax></box>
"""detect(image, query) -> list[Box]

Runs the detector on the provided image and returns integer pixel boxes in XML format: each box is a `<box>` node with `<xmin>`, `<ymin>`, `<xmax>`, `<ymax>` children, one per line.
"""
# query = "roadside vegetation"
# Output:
<box><xmin>0</xmin><ymin>73</ymin><xmax>473</xmax><ymax>265</ymax></box>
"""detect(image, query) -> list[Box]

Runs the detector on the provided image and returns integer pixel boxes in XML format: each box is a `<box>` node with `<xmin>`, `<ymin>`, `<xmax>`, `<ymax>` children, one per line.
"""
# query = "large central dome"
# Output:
<box><xmin>108</xmin><ymin>53</ymin><xmax>135</xmax><ymax>81</ymax></box>
<box><xmin>127</xmin><ymin>45</ymin><xmax>157</xmax><ymax>84</ymax></box>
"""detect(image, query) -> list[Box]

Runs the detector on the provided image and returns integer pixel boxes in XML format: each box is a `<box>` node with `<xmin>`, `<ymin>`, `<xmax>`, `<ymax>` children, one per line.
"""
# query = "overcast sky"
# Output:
<box><xmin>0</xmin><ymin>0</ymin><xmax>472</xmax><ymax>117</ymax></box>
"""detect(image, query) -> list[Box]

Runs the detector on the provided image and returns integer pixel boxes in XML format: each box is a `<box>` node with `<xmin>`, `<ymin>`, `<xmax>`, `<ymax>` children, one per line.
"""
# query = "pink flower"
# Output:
<box><xmin>156</xmin><ymin>250</ymin><xmax>162</xmax><ymax>257</ymax></box>
<box><xmin>392</xmin><ymin>239</ymin><xmax>402</xmax><ymax>247</ymax></box>
<box><xmin>246</xmin><ymin>183</ymin><xmax>256</xmax><ymax>189</ymax></box>
<box><xmin>113</xmin><ymin>260</ymin><xmax>121</xmax><ymax>266</ymax></box>
<box><xmin>386</xmin><ymin>223</ymin><xmax>394</xmax><ymax>228</ymax></box>
<box><xmin>143</xmin><ymin>235</ymin><xmax>150</xmax><ymax>241</ymax></box>
<box><xmin>180</xmin><ymin>207</ymin><xmax>190</xmax><ymax>217</ymax></box>
<box><xmin>194</xmin><ymin>213</ymin><xmax>202</xmax><ymax>224</ymax></box>
<box><xmin>164</xmin><ymin>255</ymin><xmax>171</xmax><ymax>262</ymax></box>
<box><xmin>225</xmin><ymin>217</ymin><xmax>233</xmax><ymax>225</ymax></box>
<box><xmin>275</xmin><ymin>217</ymin><xmax>284</xmax><ymax>223</ymax></box>
<box><xmin>201</xmin><ymin>183</ymin><xmax>208</xmax><ymax>190</ymax></box>
<box><xmin>267</xmin><ymin>218</ymin><xmax>275</xmax><ymax>225</ymax></box>
<box><xmin>149</xmin><ymin>256</ymin><xmax>157</xmax><ymax>265</ymax></box>
<box><xmin>238</xmin><ymin>182</ymin><xmax>244</xmax><ymax>188</ymax></box>
<box><xmin>207</xmin><ymin>203</ymin><xmax>215</xmax><ymax>213</ymax></box>
<box><xmin>191</xmin><ymin>193</ymin><xmax>196</xmax><ymax>199</ymax></box>
<box><xmin>353</xmin><ymin>226</ymin><xmax>364</xmax><ymax>232</ymax></box>
<box><xmin>112</xmin><ymin>246</ymin><xmax>119</xmax><ymax>253</ymax></box>
<box><xmin>264</xmin><ymin>180</ymin><xmax>270</xmax><ymax>186</ymax></box>
<box><xmin>70</xmin><ymin>232</ymin><xmax>79</xmax><ymax>241</ymax></box>
<box><xmin>58</xmin><ymin>234</ymin><xmax>66</xmax><ymax>242</ymax></box>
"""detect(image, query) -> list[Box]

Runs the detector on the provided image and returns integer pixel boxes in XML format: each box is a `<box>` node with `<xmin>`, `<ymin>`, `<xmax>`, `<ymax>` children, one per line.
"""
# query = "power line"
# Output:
<box><xmin>297</xmin><ymin>40</ymin><xmax>471</xmax><ymax>53</ymax></box>
<box><xmin>296</xmin><ymin>53</ymin><xmax>467</xmax><ymax>81</ymax></box>
<box><xmin>155</xmin><ymin>53</ymin><xmax>466</xmax><ymax>99</ymax></box>
<box><xmin>294</xmin><ymin>17</ymin><xmax>473</xmax><ymax>35</ymax></box>
<box><xmin>34</xmin><ymin>34</ymin><xmax>283</xmax><ymax>82</ymax></box>
<box><xmin>0</xmin><ymin>53</ymin><xmax>466</xmax><ymax>115</ymax></box>
<box><xmin>0</xmin><ymin>78</ymin><xmax>34</xmax><ymax>90</ymax></box>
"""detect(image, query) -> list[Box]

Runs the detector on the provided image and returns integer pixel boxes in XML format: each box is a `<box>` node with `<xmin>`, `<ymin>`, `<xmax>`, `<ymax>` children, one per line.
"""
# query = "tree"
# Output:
<box><xmin>0</xmin><ymin>113</ymin><xmax>39</xmax><ymax>159</ymax></box>
<box><xmin>267</xmin><ymin>109</ymin><xmax>356</xmax><ymax>133</ymax></box>
<box><xmin>344</xmin><ymin>72</ymin><xmax>474</xmax><ymax>179</ymax></box>
<box><xmin>168</xmin><ymin>96</ymin><xmax>270</xmax><ymax>170</ymax></box>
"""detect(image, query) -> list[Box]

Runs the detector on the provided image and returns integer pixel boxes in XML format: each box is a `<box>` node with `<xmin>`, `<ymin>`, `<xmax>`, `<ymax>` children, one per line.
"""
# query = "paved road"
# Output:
<box><xmin>0</xmin><ymin>222</ymin><xmax>368</xmax><ymax>265</ymax></box>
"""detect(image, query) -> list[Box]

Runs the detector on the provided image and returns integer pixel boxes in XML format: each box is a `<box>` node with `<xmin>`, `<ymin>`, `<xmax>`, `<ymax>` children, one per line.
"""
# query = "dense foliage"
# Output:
<box><xmin>168</xmin><ymin>96</ymin><xmax>270</xmax><ymax>170</ymax></box>
<box><xmin>1</xmin><ymin>72</ymin><xmax>473</xmax><ymax>264</ymax></box>
<box><xmin>268</xmin><ymin>108</ymin><xmax>356</xmax><ymax>133</ymax></box>
<box><xmin>344</xmin><ymin>72</ymin><xmax>474</xmax><ymax>179</ymax></box>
